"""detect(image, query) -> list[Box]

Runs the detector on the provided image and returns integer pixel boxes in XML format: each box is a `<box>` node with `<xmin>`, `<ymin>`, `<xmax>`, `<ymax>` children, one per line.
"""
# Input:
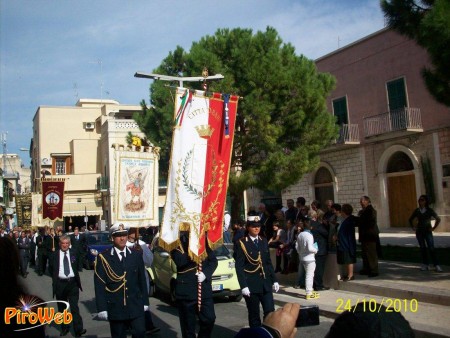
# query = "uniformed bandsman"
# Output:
<box><xmin>170</xmin><ymin>231</ymin><xmax>218</xmax><ymax>338</ymax></box>
<box><xmin>94</xmin><ymin>223</ymin><xmax>148</xmax><ymax>338</ymax></box>
<box><xmin>235</xmin><ymin>221</ymin><xmax>279</xmax><ymax>327</ymax></box>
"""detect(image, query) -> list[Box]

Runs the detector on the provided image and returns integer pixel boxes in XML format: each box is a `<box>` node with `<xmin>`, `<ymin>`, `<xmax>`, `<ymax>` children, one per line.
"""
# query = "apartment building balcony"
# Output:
<box><xmin>335</xmin><ymin>124</ymin><xmax>360</xmax><ymax>145</ymax></box>
<box><xmin>363</xmin><ymin>107</ymin><xmax>423</xmax><ymax>140</ymax></box>
<box><xmin>97</xmin><ymin>176</ymin><xmax>109</xmax><ymax>192</ymax></box>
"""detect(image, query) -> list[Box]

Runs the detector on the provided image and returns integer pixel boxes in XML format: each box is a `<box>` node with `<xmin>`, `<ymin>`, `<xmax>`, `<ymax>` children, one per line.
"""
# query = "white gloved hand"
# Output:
<box><xmin>144</xmin><ymin>305</ymin><xmax>149</xmax><ymax>312</ymax></box>
<box><xmin>242</xmin><ymin>287</ymin><xmax>251</xmax><ymax>297</ymax></box>
<box><xmin>273</xmin><ymin>282</ymin><xmax>280</xmax><ymax>293</ymax></box>
<box><xmin>97</xmin><ymin>311</ymin><xmax>108</xmax><ymax>320</ymax></box>
<box><xmin>196</xmin><ymin>272</ymin><xmax>206</xmax><ymax>283</ymax></box>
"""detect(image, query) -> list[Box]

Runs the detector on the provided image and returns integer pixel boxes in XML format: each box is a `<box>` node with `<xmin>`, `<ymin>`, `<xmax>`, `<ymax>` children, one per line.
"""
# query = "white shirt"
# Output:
<box><xmin>58</xmin><ymin>250</ymin><xmax>75</xmax><ymax>278</ymax></box>
<box><xmin>114</xmin><ymin>247</ymin><xmax>127</xmax><ymax>261</ymax></box>
<box><xmin>224</xmin><ymin>213</ymin><xmax>231</xmax><ymax>231</ymax></box>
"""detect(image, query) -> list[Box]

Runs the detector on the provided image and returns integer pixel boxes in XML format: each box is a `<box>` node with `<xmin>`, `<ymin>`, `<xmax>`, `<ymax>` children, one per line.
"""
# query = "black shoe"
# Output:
<box><xmin>315</xmin><ymin>286</ymin><xmax>330</xmax><ymax>291</ymax></box>
<box><xmin>368</xmin><ymin>273</ymin><xmax>379</xmax><ymax>278</ymax></box>
<box><xmin>38</xmin><ymin>273</ymin><xmax>43</xmax><ymax>276</ymax></box>
<box><xmin>75</xmin><ymin>329</ymin><xmax>87</xmax><ymax>337</ymax></box>
<box><xmin>339</xmin><ymin>276</ymin><xmax>348</xmax><ymax>281</ymax></box>
<box><xmin>343</xmin><ymin>276</ymin><xmax>354</xmax><ymax>282</ymax></box>
<box><xmin>146</xmin><ymin>327</ymin><xmax>161</xmax><ymax>335</ymax></box>
<box><xmin>60</xmin><ymin>328</ymin><xmax>69</xmax><ymax>336</ymax></box>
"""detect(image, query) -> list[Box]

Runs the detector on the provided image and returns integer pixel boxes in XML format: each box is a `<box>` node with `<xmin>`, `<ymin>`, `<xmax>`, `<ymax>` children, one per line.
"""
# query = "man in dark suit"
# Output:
<box><xmin>36</xmin><ymin>228</ymin><xmax>47</xmax><ymax>276</ymax></box>
<box><xmin>235</xmin><ymin>221</ymin><xmax>279</xmax><ymax>327</ymax></box>
<box><xmin>357</xmin><ymin>196</ymin><xmax>380</xmax><ymax>277</ymax></box>
<box><xmin>171</xmin><ymin>231</ymin><xmax>218</xmax><ymax>338</ymax></box>
<box><xmin>94</xmin><ymin>223</ymin><xmax>148</xmax><ymax>338</ymax></box>
<box><xmin>52</xmin><ymin>235</ymin><xmax>86</xmax><ymax>337</ymax></box>
<box><xmin>18</xmin><ymin>230</ymin><xmax>31</xmax><ymax>278</ymax></box>
<box><xmin>70</xmin><ymin>227</ymin><xmax>86</xmax><ymax>272</ymax></box>
<box><xmin>45</xmin><ymin>228</ymin><xmax>59</xmax><ymax>275</ymax></box>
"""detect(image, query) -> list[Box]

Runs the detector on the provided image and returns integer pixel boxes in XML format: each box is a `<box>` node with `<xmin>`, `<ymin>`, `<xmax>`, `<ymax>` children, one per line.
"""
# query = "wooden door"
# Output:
<box><xmin>388</xmin><ymin>174</ymin><xmax>417</xmax><ymax>227</ymax></box>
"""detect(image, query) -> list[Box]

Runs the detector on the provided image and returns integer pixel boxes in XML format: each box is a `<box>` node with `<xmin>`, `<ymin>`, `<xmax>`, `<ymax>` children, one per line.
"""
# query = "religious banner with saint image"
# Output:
<box><xmin>41</xmin><ymin>178</ymin><xmax>65</xmax><ymax>222</ymax></box>
<box><xmin>114</xmin><ymin>149</ymin><xmax>159</xmax><ymax>227</ymax></box>
<box><xmin>160</xmin><ymin>87</ymin><xmax>239</xmax><ymax>262</ymax></box>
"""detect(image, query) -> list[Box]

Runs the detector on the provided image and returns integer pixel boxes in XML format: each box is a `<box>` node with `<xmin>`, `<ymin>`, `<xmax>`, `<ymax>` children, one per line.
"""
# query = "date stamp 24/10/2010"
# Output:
<box><xmin>336</xmin><ymin>298</ymin><xmax>419</xmax><ymax>314</ymax></box>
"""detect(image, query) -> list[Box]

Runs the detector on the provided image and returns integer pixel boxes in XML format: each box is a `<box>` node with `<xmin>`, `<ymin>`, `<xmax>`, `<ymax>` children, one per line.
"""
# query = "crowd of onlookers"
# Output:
<box><xmin>228</xmin><ymin>194</ymin><xmax>443</xmax><ymax>299</ymax></box>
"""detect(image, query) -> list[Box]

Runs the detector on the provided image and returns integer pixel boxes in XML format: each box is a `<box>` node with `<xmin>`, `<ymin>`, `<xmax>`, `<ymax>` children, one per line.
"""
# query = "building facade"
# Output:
<box><xmin>30</xmin><ymin>99</ymin><xmax>158</xmax><ymax>230</ymax></box>
<box><xmin>284</xmin><ymin>28</ymin><xmax>450</xmax><ymax>231</ymax></box>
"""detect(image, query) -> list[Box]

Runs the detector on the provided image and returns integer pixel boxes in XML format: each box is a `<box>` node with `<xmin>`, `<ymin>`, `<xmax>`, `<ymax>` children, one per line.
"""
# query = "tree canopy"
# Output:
<box><xmin>381</xmin><ymin>0</ymin><xmax>450</xmax><ymax>107</ymax></box>
<box><xmin>135</xmin><ymin>27</ymin><xmax>337</xmax><ymax>216</ymax></box>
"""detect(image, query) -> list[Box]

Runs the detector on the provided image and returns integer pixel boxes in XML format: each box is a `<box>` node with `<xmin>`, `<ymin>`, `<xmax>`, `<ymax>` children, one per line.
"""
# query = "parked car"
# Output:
<box><xmin>83</xmin><ymin>231</ymin><xmax>113</xmax><ymax>269</ymax></box>
<box><xmin>147</xmin><ymin>235</ymin><xmax>242</xmax><ymax>303</ymax></box>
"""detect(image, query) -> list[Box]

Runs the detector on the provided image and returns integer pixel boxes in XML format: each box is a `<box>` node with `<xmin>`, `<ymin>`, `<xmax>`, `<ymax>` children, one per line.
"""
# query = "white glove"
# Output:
<box><xmin>273</xmin><ymin>282</ymin><xmax>280</xmax><ymax>293</ymax></box>
<box><xmin>97</xmin><ymin>311</ymin><xmax>108</xmax><ymax>320</ymax></box>
<box><xmin>242</xmin><ymin>287</ymin><xmax>251</xmax><ymax>297</ymax></box>
<box><xmin>144</xmin><ymin>305</ymin><xmax>149</xmax><ymax>312</ymax></box>
<box><xmin>196</xmin><ymin>272</ymin><xmax>206</xmax><ymax>283</ymax></box>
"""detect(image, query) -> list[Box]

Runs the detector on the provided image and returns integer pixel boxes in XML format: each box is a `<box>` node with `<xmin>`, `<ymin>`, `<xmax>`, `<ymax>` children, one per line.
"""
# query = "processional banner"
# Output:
<box><xmin>16</xmin><ymin>193</ymin><xmax>32</xmax><ymax>228</ymax></box>
<box><xmin>160</xmin><ymin>87</ymin><xmax>239</xmax><ymax>262</ymax></box>
<box><xmin>32</xmin><ymin>193</ymin><xmax>44</xmax><ymax>227</ymax></box>
<box><xmin>41</xmin><ymin>178</ymin><xmax>65</xmax><ymax>222</ymax></box>
<box><xmin>114</xmin><ymin>148</ymin><xmax>159</xmax><ymax>227</ymax></box>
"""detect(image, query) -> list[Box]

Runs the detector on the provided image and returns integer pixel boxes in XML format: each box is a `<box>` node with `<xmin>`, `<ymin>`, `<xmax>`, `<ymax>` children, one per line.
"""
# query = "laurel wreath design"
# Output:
<box><xmin>182</xmin><ymin>149</ymin><xmax>218</xmax><ymax>200</ymax></box>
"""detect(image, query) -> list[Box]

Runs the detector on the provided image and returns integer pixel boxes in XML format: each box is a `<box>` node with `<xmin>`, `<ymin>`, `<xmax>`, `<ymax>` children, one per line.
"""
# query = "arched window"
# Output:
<box><xmin>314</xmin><ymin>167</ymin><xmax>334</xmax><ymax>207</ymax></box>
<box><xmin>387</xmin><ymin>151</ymin><xmax>413</xmax><ymax>173</ymax></box>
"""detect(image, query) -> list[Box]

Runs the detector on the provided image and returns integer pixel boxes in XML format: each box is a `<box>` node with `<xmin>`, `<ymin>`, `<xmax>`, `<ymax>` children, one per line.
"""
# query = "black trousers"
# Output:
<box><xmin>244</xmin><ymin>290</ymin><xmax>275</xmax><ymax>327</ymax></box>
<box><xmin>37</xmin><ymin>252</ymin><xmax>47</xmax><ymax>274</ymax></box>
<box><xmin>178</xmin><ymin>298</ymin><xmax>215</xmax><ymax>338</ymax></box>
<box><xmin>55</xmin><ymin>279</ymin><xmax>84</xmax><ymax>335</ymax></box>
<box><xmin>361</xmin><ymin>241</ymin><xmax>378</xmax><ymax>274</ymax></box>
<box><xmin>313</xmin><ymin>255</ymin><xmax>327</xmax><ymax>288</ymax></box>
<box><xmin>110</xmin><ymin>315</ymin><xmax>145</xmax><ymax>338</ymax></box>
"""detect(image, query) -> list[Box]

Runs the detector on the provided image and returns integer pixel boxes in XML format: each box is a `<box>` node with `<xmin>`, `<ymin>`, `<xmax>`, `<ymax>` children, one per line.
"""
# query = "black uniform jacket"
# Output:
<box><xmin>235</xmin><ymin>235</ymin><xmax>277</xmax><ymax>293</ymax></box>
<box><xmin>94</xmin><ymin>247</ymin><xmax>149</xmax><ymax>320</ymax></box>
<box><xmin>171</xmin><ymin>245</ymin><xmax>218</xmax><ymax>300</ymax></box>
<box><xmin>51</xmin><ymin>249</ymin><xmax>83</xmax><ymax>296</ymax></box>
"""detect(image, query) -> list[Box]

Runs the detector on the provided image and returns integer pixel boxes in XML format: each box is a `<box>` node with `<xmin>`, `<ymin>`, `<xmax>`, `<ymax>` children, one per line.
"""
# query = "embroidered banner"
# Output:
<box><xmin>16</xmin><ymin>193</ymin><xmax>32</xmax><ymax>228</ymax></box>
<box><xmin>42</xmin><ymin>178</ymin><xmax>65</xmax><ymax>222</ymax></box>
<box><xmin>114</xmin><ymin>148</ymin><xmax>159</xmax><ymax>227</ymax></box>
<box><xmin>160</xmin><ymin>87</ymin><xmax>239</xmax><ymax>262</ymax></box>
<box><xmin>32</xmin><ymin>193</ymin><xmax>44</xmax><ymax>227</ymax></box>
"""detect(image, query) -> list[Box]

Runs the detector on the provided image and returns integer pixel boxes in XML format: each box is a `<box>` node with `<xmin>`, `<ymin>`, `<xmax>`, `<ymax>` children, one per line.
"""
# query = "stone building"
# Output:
<box><xmin>284</xmin><ymin>28</ymin><xmax>450</xmax><ymax>231</ymax></box>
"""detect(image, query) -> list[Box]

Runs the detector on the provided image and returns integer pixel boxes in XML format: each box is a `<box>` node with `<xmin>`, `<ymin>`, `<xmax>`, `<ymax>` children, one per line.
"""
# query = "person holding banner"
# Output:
<box><xmin>170</xmin><ymin>231</ymin><xmax>218</xmax><ymax>338</ymax></box>
<box><xmin>235</xmin><ymin>221</ymin><xmax>279</xmax><ymax>328</ymax></box>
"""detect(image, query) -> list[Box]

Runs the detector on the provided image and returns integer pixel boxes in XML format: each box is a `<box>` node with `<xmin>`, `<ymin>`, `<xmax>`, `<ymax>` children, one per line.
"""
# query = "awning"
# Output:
<box><xmin>64</xmin><ymin>201</ymin><xmax>103</xmax><ymax>216</ymax></box>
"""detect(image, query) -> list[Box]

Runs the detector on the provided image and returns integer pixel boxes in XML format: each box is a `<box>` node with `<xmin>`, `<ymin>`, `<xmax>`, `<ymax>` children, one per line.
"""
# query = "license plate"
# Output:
<box><xmin>212</xmin><ymin>284</ymin><xmax>223</xmax><ymax>291</ymax></box>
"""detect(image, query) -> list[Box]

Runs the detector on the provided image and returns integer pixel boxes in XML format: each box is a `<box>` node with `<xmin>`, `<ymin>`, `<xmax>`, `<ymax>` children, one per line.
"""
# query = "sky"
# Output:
<box><xmin>0</xmin><ymin>0</ymin><xmax>385</xmax><ymax>167</ymax></box>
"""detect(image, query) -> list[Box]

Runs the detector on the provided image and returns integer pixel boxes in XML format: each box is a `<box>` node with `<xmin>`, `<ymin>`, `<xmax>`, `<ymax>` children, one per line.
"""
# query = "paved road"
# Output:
<box><xmin>21</xmin><ymin>268</ymin><xmax>334</xmax><ymax>338</ymax></box>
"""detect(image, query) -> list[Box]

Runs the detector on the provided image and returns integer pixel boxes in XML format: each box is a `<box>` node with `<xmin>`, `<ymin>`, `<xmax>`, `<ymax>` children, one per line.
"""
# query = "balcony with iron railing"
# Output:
<box><xmin>335</xmin><ymin>124</ymin><xmax>360</xmax><ymax>145</ymax></box>
<box><xmin>363</xmin><ymin>107</ymin><xmax>423</xmax><ymax>139</ymax></box>
<box><xmin>96</xmin><ymin>176</ymin><xmax>109</xmax><ymax>192</ymax></box>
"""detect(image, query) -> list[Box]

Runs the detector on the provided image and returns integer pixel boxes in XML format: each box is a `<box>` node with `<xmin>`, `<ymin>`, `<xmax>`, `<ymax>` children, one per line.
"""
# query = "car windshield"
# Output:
<box><xmin>87</xmin><ymin>233</ymin><xmax>110</xmax><ymax>245</ymax></box>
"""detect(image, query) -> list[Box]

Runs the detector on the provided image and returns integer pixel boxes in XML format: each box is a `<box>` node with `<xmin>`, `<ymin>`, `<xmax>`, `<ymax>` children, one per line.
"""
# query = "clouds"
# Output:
<box><xmin>0</xmin><ymin>0</ymin><xmax>384</xmax><ymax>162</ymax></box>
